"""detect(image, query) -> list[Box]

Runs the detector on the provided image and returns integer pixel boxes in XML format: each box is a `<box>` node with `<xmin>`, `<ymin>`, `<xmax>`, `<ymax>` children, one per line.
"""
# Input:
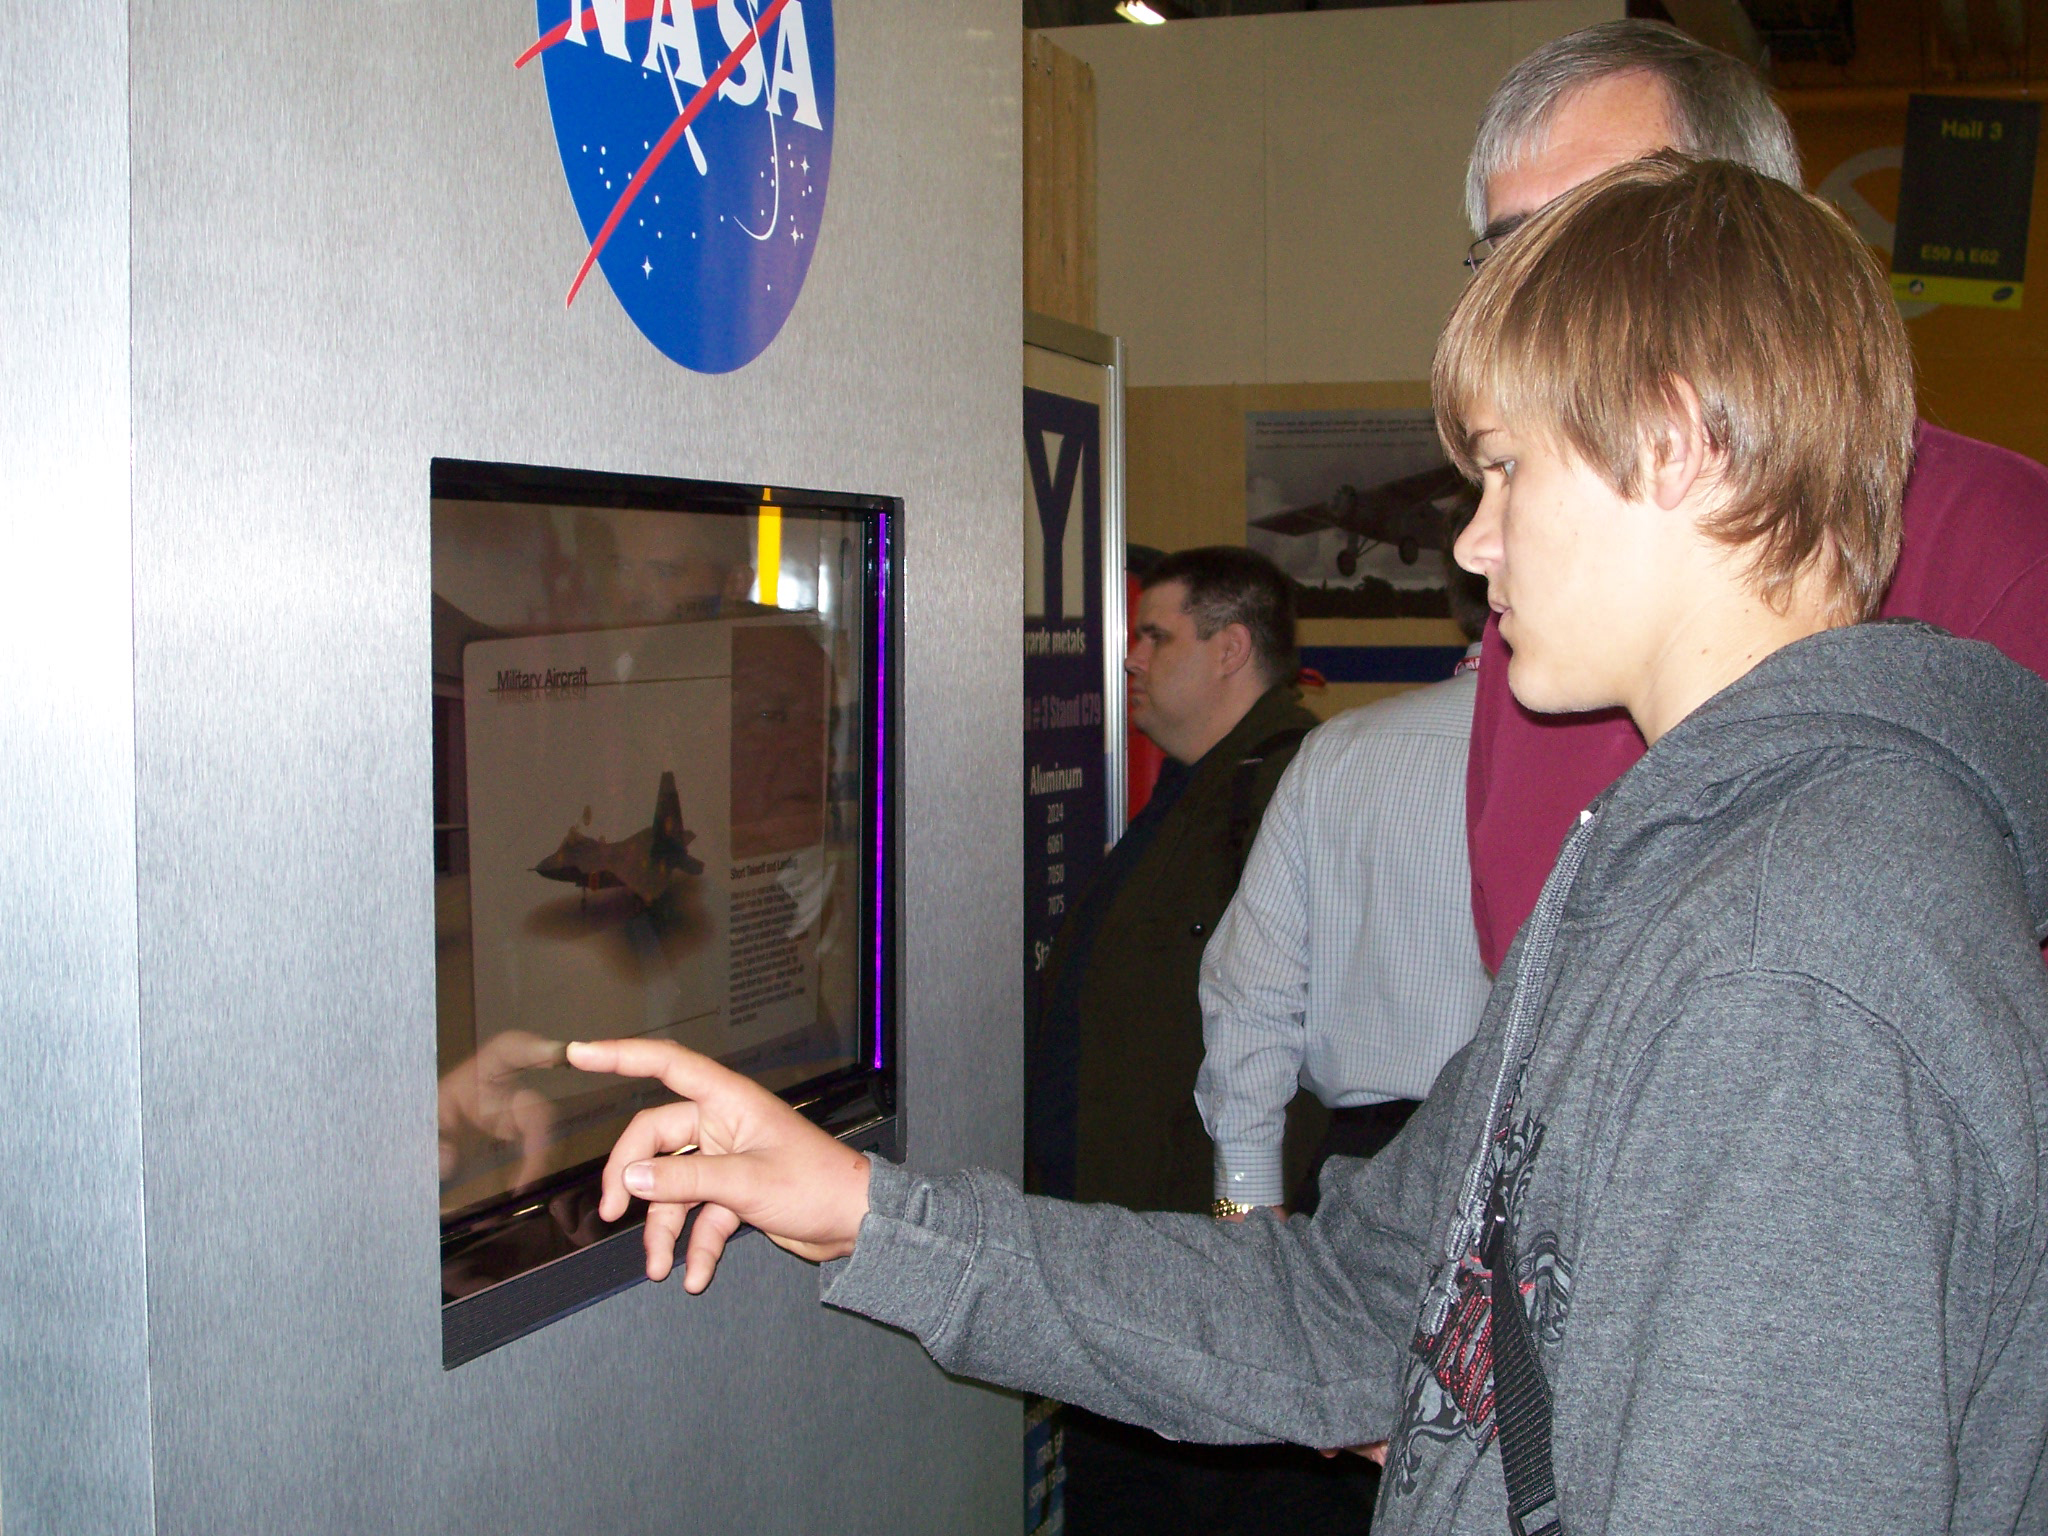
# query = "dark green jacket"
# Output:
<box><xmin>1044</xmin><ymin>685</ymin><xmax>1321</xmax><ymax>1214</ymax></box>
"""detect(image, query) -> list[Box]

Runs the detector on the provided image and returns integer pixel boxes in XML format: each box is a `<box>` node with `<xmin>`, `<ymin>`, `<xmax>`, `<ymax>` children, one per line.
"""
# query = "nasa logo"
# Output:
<box><xmin>519</xmin><ymin>1</ymin><xmax>835</xmax><ymax>374</ymax></box>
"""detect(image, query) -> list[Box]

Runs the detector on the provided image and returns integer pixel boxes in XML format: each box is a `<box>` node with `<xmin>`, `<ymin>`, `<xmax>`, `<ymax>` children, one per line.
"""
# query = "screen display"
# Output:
<box><xmin>432</xmin><ymin>460</ymin><xmax>892</xmax><ymax>1308</ymax></box>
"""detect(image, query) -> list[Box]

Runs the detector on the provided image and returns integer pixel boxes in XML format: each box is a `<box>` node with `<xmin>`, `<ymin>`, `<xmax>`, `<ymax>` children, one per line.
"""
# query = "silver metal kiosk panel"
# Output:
<box><xmin>110</xmin><ymin>2</ymin><xmax>1022</xmax><ymax>1530</ymax></box>
<box><xmin>0</xmin><ymin>4</ymin><xmax>156</xmax><ymax>1531</ymax></box>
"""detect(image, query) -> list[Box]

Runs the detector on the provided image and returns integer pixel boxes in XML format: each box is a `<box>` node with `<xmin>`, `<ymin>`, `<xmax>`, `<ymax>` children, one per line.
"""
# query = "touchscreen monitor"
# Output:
<box><xmin>432</xmin><ymin>458</ymin><xmax>896</xmax><ymax>1364</ymax></box>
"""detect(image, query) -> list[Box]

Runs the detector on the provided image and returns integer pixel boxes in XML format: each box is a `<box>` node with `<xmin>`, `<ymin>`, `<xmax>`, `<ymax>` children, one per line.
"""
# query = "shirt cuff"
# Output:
<box><xmin>1214</xmin><ymin>1148</ymin><xmax>1288</xmax><ymax>1208</ymax></box>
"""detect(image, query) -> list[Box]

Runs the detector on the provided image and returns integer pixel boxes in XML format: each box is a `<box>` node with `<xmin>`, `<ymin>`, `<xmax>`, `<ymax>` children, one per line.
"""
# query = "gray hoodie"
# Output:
<box><xmin>824</xmin><ymin>622</ymin><xmax>2048</xmax><ymax>1535</ymax></box>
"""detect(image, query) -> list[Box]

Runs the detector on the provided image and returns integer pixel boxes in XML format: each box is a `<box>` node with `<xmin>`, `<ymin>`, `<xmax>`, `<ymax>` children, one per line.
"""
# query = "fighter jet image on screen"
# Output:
<box><xmin>533</xmin><ymin>771</ymin><xmax>705</xmax><ymax>907</ymax></box>
<box><xmin>1252</xmin><ymin>462</ymin><xmax>1472</xmax><ymax>576</ymax></box>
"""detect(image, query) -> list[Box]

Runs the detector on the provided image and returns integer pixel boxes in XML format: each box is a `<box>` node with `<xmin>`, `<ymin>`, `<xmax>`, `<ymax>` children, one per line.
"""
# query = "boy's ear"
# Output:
<box><xmin>1646</xmin><ymin>378</ymin><xmax>1716</xmax><ymax>513</ymax></box>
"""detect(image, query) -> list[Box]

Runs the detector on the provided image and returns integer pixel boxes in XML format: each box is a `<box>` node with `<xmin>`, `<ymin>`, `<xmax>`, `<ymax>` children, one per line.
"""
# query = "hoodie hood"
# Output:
<box><xmin>1581</xmin><ymin>621</ymin><xmax>2048</xmax><ymax>943</ymax></box>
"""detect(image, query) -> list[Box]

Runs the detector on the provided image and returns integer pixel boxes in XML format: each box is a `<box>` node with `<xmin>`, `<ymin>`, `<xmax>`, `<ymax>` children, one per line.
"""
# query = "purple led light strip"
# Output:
<box><xmin>871</xmin><ymin>516</ymin><xmax>890</xmax><ymax>1071</ymax></box>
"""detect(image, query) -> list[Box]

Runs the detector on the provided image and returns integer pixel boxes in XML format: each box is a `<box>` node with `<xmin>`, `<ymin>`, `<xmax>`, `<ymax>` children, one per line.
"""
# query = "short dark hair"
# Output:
<box><xmin>1141</xmin><ymin>546</ymin><xmax>1298</xmax><ymax>687</ymax></box>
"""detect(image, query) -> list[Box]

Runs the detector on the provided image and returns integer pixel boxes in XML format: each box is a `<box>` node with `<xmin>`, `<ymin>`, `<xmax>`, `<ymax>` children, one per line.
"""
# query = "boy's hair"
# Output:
<box><xmin>1464</xmin><ymin>19</ymin><xmax>1802</xmax><ymax>237</ymax></box>
<box><xmin>1142</xmin><ymin>546</ymin><xmax>1299</xmax><ymax>687</ymax></box>
<box><xmin>1433</xmin><ymin>152</ymin><xmax>1915</xmax><ymax>623</ymax></box>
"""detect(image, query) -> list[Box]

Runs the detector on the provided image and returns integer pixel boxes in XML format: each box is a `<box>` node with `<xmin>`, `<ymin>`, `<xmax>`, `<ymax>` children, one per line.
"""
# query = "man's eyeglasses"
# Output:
<box><xmin>1463</xmin><ymin>216</ymin><xmax>1527</xmax><ymax>273</ymax></box>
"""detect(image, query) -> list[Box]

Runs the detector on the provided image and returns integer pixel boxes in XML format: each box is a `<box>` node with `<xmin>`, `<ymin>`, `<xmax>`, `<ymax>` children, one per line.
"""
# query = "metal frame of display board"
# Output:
<box><xmin>1024</xmin><ymin>311</ymin><xmax>1128</xmax><ymax>840</ymax></box>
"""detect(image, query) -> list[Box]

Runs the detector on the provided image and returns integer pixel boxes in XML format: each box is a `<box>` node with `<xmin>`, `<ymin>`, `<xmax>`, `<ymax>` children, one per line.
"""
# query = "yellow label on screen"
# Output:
<box><xmin>755</xmin><ymin>505</ymin><xmax>782</xmax><ymax>607</ymax></box>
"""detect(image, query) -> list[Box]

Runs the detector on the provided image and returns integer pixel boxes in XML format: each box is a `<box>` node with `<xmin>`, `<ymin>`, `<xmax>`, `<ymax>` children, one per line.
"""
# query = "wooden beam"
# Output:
<box><xmin>1024</xmin><ymin>31</ymin><xmax>1098</xmax><ymax>330</ymax></box>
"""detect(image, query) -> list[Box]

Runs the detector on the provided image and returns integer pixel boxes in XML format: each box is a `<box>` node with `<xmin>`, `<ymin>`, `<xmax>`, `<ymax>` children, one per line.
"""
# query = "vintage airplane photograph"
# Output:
<box><xmin>1250</xmin><ymin>461</ymin><xmax>1472</xmax><ymax>576</ymax></box>
<box><xmin>533</xmin><ymin>770</ymin><xmax>705</xmax><ymax>909</ymax></box>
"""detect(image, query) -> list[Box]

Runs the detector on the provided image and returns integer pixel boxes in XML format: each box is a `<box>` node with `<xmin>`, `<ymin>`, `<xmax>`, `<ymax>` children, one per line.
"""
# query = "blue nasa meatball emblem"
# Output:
<box><xmin>521</xmin><ymin>0</ymin><xmax>834</xmax><ymax>374</ymax></box>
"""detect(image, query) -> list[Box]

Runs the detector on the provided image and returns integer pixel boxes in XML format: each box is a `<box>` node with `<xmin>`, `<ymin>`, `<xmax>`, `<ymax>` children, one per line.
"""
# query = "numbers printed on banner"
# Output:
<box><xmin>1919</xmin><ymin>243</ymin><xmax>2001</xmax><ymax>265</ymax></box>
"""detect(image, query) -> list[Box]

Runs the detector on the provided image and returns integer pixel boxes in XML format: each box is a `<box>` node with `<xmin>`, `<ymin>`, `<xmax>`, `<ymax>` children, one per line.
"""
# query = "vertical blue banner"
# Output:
<box><xmin>1023</xmin><ymin>387</ymin><xmax>1109</xmax><ymax>1031</ymax></box>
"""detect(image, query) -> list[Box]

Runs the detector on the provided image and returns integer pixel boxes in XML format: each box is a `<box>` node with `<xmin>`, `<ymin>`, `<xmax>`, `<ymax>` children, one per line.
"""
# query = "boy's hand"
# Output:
<box><xmin>566</xmin><ymin>1038</ymin><xmax>873</xmax><ymax>1292</ymax></box>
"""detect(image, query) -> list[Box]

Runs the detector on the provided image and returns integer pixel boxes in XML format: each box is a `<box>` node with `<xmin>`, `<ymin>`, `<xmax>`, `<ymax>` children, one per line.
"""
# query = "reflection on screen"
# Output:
<box><xmin>432</xmin><ymin>477</ymin><xmax>879</xmax><ymax>1300</ymax></box>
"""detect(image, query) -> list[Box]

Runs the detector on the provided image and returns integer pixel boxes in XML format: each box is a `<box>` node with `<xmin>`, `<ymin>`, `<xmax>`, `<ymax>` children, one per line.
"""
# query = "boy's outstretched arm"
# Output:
<box><xmin>570</xmin><ymin>1034</ymin><xmax>1454</xmax><ymax>1452</ymax></box>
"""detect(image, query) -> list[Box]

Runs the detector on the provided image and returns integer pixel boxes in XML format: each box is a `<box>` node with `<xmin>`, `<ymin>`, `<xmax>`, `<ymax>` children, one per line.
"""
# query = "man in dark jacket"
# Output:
<box><xmin>1028</xmin><ymin>544</ymin><xmax>1320</xmax><ymax>1218</ymax></box>
<box><xmin>571</xmin><ymin>159</ymin><xmax>2048</xmax><ymax>1535</ymax></box>
<box><xmin>1023</xmin><ymin>545</ymin><xmax>1349</xmax><ymax>1535</ymax></box>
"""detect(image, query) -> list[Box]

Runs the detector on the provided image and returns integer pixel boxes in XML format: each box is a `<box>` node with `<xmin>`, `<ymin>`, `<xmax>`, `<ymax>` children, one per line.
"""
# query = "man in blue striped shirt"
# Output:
<box><xmin>1196</xmin><ymin>559</ymin><xmax>1491</xmax><ymax>1218</ymax></box>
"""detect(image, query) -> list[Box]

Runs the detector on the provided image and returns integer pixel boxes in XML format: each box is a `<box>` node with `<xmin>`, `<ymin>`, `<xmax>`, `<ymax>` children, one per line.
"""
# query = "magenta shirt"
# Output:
<box><xmin>1467</xmin><ymin>423</ymin><xmax>2048</xmax><ymax>974</ymax></box>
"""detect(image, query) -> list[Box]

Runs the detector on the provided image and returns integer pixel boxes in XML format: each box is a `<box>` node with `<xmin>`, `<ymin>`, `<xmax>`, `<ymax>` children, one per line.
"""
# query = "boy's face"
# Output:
<box><xmin>1453</xmin><ymin>405</ymin><xmax>1674</xmax><ymax>717</ymax></box>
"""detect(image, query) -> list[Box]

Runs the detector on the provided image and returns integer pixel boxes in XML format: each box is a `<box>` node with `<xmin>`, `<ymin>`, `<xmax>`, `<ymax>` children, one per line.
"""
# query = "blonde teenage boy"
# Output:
<box><xmin>571</xmin><ymin>157</ymin><xmax>2048</xmax><ymax>1536</ymax></box>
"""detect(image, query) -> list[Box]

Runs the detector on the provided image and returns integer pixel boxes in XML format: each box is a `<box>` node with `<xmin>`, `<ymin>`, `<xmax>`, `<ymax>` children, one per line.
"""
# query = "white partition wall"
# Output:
<box><xmin>1050</xmin><ymin>0</ymin><xmax>1620</xmax><ymax>387</ymax></box>
<box><xmin>1</xmin><ymin>4</ymin><xmax>1022</xmax><ymax>1531</ymax></box>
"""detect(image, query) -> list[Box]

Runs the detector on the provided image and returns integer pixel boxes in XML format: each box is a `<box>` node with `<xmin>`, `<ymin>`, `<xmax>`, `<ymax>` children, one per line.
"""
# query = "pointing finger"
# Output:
<box><xmin>568</xmin><ymin>1037</ymin><xmax>743</xmax><ymax>1103</ymax></box>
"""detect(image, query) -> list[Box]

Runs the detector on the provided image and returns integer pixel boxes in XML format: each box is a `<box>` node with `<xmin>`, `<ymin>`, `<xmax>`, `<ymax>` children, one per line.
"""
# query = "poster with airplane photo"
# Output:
<box><xmin>1244</xmin><ymin>409</ymin><xmax>1476</xmax><ymax>618</ymax></box>
<box><xmin>462</xmin><ymin>620</ymin><xmax>739</xmax><ymax>1087</ymax></box>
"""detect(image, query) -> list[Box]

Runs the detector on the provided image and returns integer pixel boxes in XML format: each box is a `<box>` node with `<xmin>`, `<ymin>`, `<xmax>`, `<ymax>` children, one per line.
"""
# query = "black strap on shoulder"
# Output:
<box><xmin>1225</xmin><ymin>726</ymin><xmax>1311</xmax><ymax>878</ymax></box>
<box><xmin>1485</xmin><ymin>1173</ymin><xmax>1563</xmax><ymax>1536</ymax></box>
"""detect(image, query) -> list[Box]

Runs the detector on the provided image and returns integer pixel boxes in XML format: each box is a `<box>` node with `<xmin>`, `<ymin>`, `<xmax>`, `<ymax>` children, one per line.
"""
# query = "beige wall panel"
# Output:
<box><xmin>1053</xmin><ymin>2</ymin><xmax>1617</xmax><ymax>387</ymax></box>
<box><xmin>1127</xmin><ymin>379</ymin><xmax>1431</xmax><ymax>551</ymax></box>
<box><xmin>1502</xmin><ymin>0</ymin><xmax>1630</xmax><ymax>74</ymax></box>
<box><xmin>1261</xmin><ymin>0</ymin><xmax>1618</xmax><ymax>383</ymax></box>
<box><xmin>1301</xmin><ymin>618</ymin><xmax>1468</xmax><ymax>648</ymax></box>
<box><xmin>1127</xmin><ymin>383</ymin><xmax>1258</xmax><ymax>550</ymax></box>
<box><xmin>1046</xmin><ymin>21</ymin><xmax>1267</xmax><ymax>386</ymax></box>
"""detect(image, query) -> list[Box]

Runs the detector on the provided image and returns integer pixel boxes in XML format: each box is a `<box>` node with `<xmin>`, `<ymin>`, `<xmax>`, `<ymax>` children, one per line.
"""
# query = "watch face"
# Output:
<box><xmin>525</xmin><ymin>0</ymin><xmax>837</xmax><ymax>373</ymax></box>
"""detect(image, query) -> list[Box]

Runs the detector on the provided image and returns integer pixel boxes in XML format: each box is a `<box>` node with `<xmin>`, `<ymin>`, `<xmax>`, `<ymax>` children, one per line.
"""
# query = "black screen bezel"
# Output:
<box><xmin>432</xmin><ymin>456</ymin><xmax>899</xmax><ymax>1368</ymax></box>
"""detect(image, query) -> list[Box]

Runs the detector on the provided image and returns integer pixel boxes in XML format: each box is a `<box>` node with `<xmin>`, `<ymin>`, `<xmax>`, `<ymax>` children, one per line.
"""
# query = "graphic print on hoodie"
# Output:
<box><xmin>1394</xmin><ymin>1108</ymin><xmax>1575</xmax><ymax>1497</ymax></box>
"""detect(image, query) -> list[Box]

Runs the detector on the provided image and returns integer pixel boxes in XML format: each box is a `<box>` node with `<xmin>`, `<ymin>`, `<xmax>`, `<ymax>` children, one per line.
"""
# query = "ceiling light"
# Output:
<box><xmin>1115</xmin><ymin>2</ymin><xmax>1167</xmax><ymax>23</ymax></box>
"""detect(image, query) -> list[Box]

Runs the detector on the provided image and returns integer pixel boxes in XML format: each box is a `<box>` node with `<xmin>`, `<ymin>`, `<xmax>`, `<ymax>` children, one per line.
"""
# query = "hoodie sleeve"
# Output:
<box><xmin>821</xmin><ymin>1047</ymin><xmax>1476</xmax><ymax>1449</ymax></box>
<box><xmin>1554</xmin><ymin>970</ymin><xmax>2027</xmax><ymax>1536</ymax></box>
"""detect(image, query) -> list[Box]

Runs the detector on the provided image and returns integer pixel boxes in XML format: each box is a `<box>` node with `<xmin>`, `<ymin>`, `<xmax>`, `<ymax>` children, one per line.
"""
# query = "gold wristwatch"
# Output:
<box><xmin>1211</xmin><ymin>1197</ymin><xmax>1257</xmax><ymax>1220</ymax></box>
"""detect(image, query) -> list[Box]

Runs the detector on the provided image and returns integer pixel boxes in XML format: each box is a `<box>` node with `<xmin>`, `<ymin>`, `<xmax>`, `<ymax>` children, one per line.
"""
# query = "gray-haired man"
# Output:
<box><xmin>1463</xmin><ymin>18</ymin><xmax>1801</xmax><ymax>261</ymax></box>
